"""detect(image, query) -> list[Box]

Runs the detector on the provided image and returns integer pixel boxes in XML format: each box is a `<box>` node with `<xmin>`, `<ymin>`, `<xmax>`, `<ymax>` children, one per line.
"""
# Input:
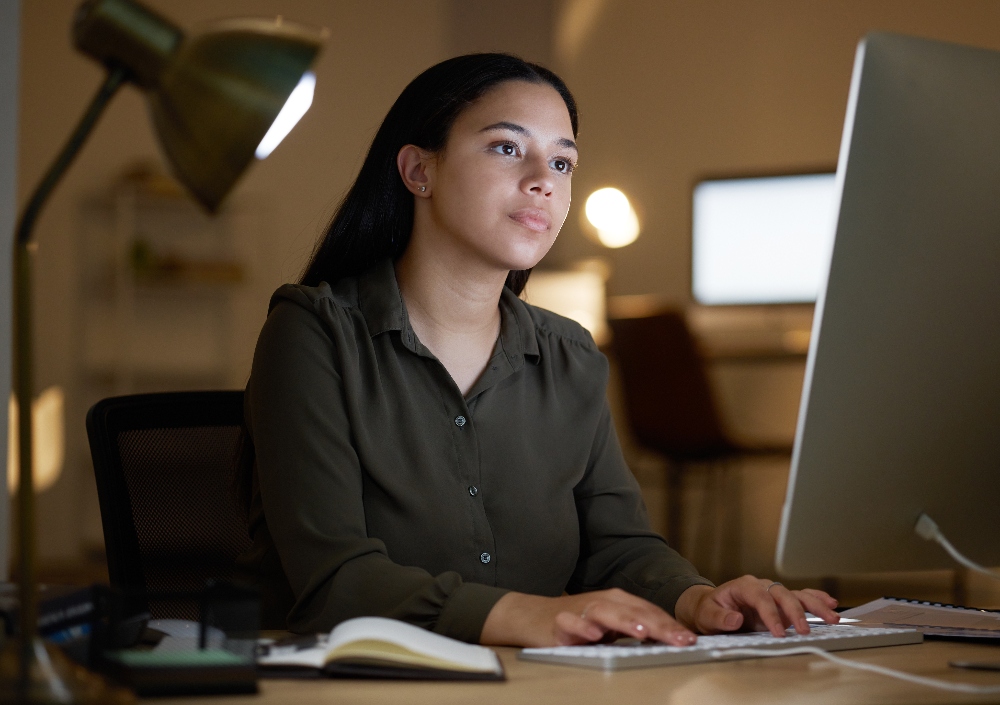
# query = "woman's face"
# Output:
<box><xmin>422</xmin><ymin>80</ymin><xmax>577</xmax><ymax>273</ymax></box>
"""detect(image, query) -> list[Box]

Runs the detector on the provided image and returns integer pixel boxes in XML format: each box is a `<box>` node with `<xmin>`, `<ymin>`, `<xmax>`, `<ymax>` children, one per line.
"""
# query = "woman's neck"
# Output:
<box><xmin>394</xmin><ymin>235</ymin><xmax>506</xmax><ymax>396</ymax></box>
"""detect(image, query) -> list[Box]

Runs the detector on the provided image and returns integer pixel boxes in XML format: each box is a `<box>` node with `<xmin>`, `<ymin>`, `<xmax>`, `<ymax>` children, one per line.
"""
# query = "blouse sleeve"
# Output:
<box><xmin>246</xmin><ymin>299</ymin><xmax>509</xmax><ymax>642</ymax></box>
<box><xmin>567</xmin><ymin>388</ymin><xmax>715</xmax><ymax>614</ymax></box>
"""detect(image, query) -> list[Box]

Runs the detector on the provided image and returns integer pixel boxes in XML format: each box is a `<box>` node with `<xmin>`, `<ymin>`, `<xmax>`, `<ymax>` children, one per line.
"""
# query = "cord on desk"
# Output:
<box><xmin>915</xmin><ymin>513</ymin><xmax>1000</xmax><ymax>581</ymax></box>
<box><xmin>709</xmin><ymin>647</ymin><xmax>1000</xmax><ymax>694</ymax></box>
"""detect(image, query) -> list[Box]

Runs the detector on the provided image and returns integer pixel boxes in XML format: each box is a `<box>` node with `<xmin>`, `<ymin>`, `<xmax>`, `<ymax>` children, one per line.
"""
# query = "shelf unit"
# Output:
<box><xmin>75</xmin><ymin>183</ymin><xmax>264</xmax><ymax>395</ymax></box>
<box><xmin>70</xmin><ymin>180</ymin><xmax>268</xmax><ymax>556</ymax></box>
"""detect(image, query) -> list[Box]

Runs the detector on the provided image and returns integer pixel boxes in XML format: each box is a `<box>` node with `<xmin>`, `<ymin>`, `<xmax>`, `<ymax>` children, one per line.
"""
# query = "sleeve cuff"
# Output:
<box><xmin>434</xmin><ymin>582</ymin><xmax>511</xmax><ymax>643</ymax></box>
<box><xmin>652</xmin><ymin>575</ymin><xmax>716</xmax><ymax>616</ymax></box>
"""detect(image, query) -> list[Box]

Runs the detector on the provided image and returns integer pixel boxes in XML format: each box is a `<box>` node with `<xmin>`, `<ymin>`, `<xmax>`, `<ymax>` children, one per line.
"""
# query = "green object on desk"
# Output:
<box><xmin>100</xmin><ymin>648</ymin><xmax>258</xmax><ymax>696</ymax></box>
<box><xmin>104</xmin><ymin>648</ymin><xmax>249</xmax><ymax>667</ymax></box>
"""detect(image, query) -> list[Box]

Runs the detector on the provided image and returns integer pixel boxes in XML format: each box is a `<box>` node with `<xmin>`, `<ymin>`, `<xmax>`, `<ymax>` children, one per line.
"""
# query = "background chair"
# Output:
<box><xmin>86</xmin><ymin>391</ymin><xmax>252</xmax><ymax>620</ymax></box>
<box><xmin>609</xmin><ymin>311</ymin><xmax>791</xmax><ymax>581</ymax></box>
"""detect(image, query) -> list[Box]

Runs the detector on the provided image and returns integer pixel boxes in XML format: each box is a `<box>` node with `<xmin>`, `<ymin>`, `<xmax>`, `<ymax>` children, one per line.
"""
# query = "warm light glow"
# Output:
<box><xmin>255</xmin><ymin>71</ymin><xmax>316</xmax><ymax>159</ymax></box>
<box><xmin>7</xmin><ymin>386</ymin><xmax>65</xmax><ymax>493</ymax></box>
<box><xmin>585</xmin><ymin>187</ymin><xmax>640</xmax><ymax>248</ymax></box>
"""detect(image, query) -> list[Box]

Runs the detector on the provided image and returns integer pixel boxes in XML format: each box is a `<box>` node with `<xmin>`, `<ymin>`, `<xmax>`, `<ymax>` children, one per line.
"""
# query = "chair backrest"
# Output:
<box><xmin>609</xmin><ymin>312</ymin><xmax>733</xmax><ymax>461</ymax></box>
<box><xmin>86</xmin><ymin>391</ymin><xmax>252</xmax><ymax>619</ymax></box>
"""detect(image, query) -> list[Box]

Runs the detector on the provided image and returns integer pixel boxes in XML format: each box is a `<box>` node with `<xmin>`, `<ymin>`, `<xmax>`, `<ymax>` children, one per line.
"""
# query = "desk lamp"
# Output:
<box><xmin>0</xmin><ymin>0</ymin><xmax>324</xmax><ymax>701</ymax></box>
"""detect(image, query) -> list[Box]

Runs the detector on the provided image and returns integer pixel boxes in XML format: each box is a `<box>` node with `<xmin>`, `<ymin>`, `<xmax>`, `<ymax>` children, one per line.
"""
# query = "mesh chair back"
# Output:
<box><xmin>610</xmin><ymin>312</ymin><xmax>733</xmax><ymax>460</ymax></box>
<box><xmin>87</xmin><ymin>391</ymin><xmax>252</xmax><ymax>620</ymax></box>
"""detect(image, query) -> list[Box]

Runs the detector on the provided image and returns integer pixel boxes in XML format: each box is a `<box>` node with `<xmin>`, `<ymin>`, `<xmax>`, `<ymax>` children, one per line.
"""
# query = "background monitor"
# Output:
<box><xmin>775</xmin><ymin>33</ymin><xmax>1000</xmax><ymax>578</ymax></box>
<box><xmin>692</xmin><ymin>172</ymin><xmax>837</xmax><ymax>305</ymax></box>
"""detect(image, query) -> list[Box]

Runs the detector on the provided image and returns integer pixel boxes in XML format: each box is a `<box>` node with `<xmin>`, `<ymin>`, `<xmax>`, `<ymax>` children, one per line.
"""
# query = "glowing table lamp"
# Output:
<box><xmin>0</xmin><ymin>0</ymin><xmax>324</xmax><ymax>701</ymax></box>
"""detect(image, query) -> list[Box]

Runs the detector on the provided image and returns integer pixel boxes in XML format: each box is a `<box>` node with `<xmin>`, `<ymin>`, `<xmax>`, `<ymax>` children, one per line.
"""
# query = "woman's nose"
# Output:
<box><xmin>522</xmin><ymin>156</ymin><xmax>554</xmax><ymax>197</ymax></box>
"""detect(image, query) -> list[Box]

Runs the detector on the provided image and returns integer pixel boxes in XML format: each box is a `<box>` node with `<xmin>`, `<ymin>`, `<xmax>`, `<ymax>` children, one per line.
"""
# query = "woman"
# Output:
<box><xmin>241</xmin><ymin>53</ymin><xmax>839</xmax><ymax>647</ymax></box>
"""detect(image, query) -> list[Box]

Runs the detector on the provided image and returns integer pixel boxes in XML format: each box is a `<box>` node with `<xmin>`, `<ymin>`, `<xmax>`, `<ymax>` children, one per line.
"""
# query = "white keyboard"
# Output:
<box><xmin>519</xmin><ymin>625</ymin><xmax>922</xmax><ymax>670</ymax></box>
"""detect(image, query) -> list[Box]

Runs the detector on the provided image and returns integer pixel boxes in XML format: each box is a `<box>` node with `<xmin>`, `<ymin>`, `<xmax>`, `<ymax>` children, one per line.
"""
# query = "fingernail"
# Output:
<box><xmin>671</xmin><ymin>631</ymin><xmax>695</xmax><ymax>645</ymax></box>
<box><xmin>724</xmin><ymin>613</ymin><xmax>740</xmax><ymax>630</ymax></box>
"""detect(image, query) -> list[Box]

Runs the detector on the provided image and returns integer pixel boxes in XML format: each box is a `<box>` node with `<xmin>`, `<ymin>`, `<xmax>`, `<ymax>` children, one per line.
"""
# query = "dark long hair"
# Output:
<box><xmin>299</xmin><ymin>53</ymin><xmax>578</xmax><ymax>295</ymax></box>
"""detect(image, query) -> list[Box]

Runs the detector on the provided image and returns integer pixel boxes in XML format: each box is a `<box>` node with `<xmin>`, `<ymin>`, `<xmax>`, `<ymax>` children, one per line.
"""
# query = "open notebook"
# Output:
<box><xmin>258</xmin><ymin>617</ymin><xmax>505</xmax><ymax>680</ymax></box>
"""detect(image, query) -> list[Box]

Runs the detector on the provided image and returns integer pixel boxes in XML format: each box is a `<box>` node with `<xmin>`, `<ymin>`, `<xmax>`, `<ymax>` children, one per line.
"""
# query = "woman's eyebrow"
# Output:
<box><xmin>480</xmin><ymin>121</ymin><xmax>578</xmax><ymax>152</ymax></box>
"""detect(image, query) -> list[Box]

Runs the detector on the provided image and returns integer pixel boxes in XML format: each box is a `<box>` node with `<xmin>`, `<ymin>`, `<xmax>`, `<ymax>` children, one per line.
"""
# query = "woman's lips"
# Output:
<box><xmin>509</xmin><ymin>208</ymin><xmax>551</xmax><ymax>232</ymax></box>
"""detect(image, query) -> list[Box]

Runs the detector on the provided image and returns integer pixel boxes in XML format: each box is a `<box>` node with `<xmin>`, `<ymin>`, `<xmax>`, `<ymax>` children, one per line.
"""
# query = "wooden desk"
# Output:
<box><xmin>157</xmin><ymin>640</ymin><xmax>1000</xmax><ymax>705</ymax></box>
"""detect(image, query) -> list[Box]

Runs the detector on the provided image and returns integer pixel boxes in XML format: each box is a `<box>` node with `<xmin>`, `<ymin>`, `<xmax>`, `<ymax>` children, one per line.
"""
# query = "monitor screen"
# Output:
<box><xmin>692</xmin><ymin>173</ymin><xmax>837</xmax><ymax>305</ymax></box>
<box><xmin>775</xmin><ymin>33</ymin><xmax>1000</xmax><ymax>578</ymax></box>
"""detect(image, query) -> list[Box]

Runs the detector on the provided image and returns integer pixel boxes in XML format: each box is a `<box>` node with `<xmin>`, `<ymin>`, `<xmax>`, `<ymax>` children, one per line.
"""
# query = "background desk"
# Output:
<box><xmin>159</xmin><ymin>640</ymin><xmax>1000</xmax><ymax>705</ymax></box>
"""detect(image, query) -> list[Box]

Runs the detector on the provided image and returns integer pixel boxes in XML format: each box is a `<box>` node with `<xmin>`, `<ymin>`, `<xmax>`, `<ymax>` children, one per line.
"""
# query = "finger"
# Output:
<box><xmin>584</xmin><ymin>600</ymin><xmax>695</xmax><ymax>646</ymax></box>
<box><xmin>800</xmin><ymin>588</ymin><xmax>839</xmax><ymax>611</ymax></box>
<box><xmin>554</xmin><ymin>610</ymin><xmax>605</xmax><ymax>645</ymax></box>
<box><xmin>794</xmin><ymin>591</ymin><xmax>841</xmax><ymax>624</ymax></box>
<box><xmin>769</xmin><ymin>585</ymin><xmax>810</xmax><ymax>635</ymax></box>
<box><xmin>689</xmin><ymin>594</ymin><xmax>744</xmax><ymax>634</ymax></box>
<box><xmin>595</xmin><ymin>590</ymin><xmax>698</xmax><ymax>645</ymax></box>
<box><xmin>743</xmin><ymin>582</ymin><xmax>787</xmax><ymax>637</ymax></box>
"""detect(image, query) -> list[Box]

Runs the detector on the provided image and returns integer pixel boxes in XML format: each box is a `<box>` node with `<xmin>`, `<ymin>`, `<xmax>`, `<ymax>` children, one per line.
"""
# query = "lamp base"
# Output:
<box><xmin>0</xmin><ymin>637</ymin><xmax>134</xmax><ymax>704</ymax></box>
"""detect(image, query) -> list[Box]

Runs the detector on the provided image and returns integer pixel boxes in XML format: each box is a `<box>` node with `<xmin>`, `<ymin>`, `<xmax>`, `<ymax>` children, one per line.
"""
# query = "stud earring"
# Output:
<box><xmin>419</xmin><ymin>186</ymin><xmax>426</xmax><ymax>192</ymax></box>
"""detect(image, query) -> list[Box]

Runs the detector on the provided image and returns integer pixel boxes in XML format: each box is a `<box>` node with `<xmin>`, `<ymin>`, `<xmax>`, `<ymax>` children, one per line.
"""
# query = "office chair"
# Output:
<box><xmin>609</xmin><ymin>312</ymin><xmax>790</xmax><ymax>580</ymax></box>
<box><xmin>86</xmin><ymin>391</ymin><xmax>253</xmax><ymax>620</ymax></box>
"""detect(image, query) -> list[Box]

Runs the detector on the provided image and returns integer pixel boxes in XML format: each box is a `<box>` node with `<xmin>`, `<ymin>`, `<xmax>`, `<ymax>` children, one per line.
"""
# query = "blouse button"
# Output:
<box><xmin>454</xmin><ymin>415</ymin><xmax>467</xmax><ymax>427</ymax></box>
<box><xmin>480</xmin><ymin>552</ymin><xmax>491</xmax><ymax>564</ymax></box>
<box><xmin>468</xmin><ymin>485</ymin><xmax>478</xmax><ymax>496</ymax></box>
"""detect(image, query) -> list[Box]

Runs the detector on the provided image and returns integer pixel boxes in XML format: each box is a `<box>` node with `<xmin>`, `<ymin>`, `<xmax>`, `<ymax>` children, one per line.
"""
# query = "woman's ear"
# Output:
<box><xmin>397</xmin><ymin>144</ymin><xmax>433</xmax><ymax>197</ymax></box>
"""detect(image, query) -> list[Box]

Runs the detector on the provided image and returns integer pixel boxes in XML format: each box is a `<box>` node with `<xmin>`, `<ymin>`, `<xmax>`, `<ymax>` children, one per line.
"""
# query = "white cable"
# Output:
<box><xmin>914</xmin><ymin>513</ymin><xmax>1000</xmax><ymax>580</ymax></box>
<box><xmin>710</xmin><ymin>646</ymin><xmax>1000</xmax><ymax>695</ymax></box>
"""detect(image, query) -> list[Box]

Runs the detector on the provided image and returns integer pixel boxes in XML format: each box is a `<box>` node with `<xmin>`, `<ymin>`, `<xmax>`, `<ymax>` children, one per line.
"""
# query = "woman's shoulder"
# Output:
<box><xmin>516</xmin><ymin>301</ymin><xmax>610</xmax><ymax>396</ymax></box>
<box><xmin>256</xmin><ymin>279</ymin><xmax>366</xmax><ymax>358</ymax></box>
<box><xmin>521</xmin><ymin>301</ymin><xmax>600</xmax><ymax>352</ymax></box>
<box><xmin>268</xmin><ymin>278</ymin><xmax>359</xmax><ymax>317</ymax></box>
<box><xmin>518</xmin><ymin>300</ymin><xmax>608</xmax><ymax>374</ymax></box>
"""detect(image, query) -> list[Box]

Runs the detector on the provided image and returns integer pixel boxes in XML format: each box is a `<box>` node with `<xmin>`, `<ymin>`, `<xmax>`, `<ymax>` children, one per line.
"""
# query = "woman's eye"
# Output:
<box><xmin>492</xmin><ymin>142</ymin><xmax>519</xmax><ymax>157</ymax></box>
<box><xmin>551</xmin><ymin>158</ymin><xmax>576</xmax><ymax>174</ymax></box>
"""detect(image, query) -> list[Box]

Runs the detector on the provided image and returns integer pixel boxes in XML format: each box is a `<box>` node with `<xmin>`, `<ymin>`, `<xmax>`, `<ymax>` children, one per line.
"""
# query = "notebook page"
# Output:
<box><xmin>841</xmin><ymin>598</ymin><xmax>1000</xmax><ymax>631</ymax></box>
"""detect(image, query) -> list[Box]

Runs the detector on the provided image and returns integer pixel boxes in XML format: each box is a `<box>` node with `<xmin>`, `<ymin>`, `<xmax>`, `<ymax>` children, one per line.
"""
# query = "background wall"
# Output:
<box><xmin>12</xmin><ymin>0</ymin><xmax>1000</xmax><ymax>600</ymax></box>
<box><xmin>0</xmin><ymin>0</ymin><xmax>19</xmax><ymax>582</ymax></box>
<box><xmin>547</xmin><ymin>0</ymin><xmax>1000</xmax><ymax>303</ymax></box>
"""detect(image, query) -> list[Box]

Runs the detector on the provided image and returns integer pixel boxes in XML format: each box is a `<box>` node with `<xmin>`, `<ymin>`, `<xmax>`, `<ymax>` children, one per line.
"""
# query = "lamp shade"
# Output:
<box><xmin>150</xmin><ymin>19</ymin><xmax>323</xmax><ymax>210</ymax></box>
<box><xmin>74</xmin><ymin>0</ymin><xmax>325</xmax><ymax>211</ymax></box>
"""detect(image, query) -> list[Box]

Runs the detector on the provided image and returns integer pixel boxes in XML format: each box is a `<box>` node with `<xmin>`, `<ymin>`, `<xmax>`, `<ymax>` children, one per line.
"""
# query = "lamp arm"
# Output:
<box><xmin>15</xmin><ymin>65</ymin><xmax>128</xmax><ymax>246</ymax></box>
<box><xmin>12</xmin><ymin>64</ymin><xmax>127</xmax><ymax>682</ymax></box>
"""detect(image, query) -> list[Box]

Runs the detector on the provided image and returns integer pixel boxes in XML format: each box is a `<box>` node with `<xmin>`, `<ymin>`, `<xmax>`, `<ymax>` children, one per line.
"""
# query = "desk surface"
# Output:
<box><xmin>157</xmin><ymin>640</ymin><xmax>1000</xmax><ymax>705</ymax></box>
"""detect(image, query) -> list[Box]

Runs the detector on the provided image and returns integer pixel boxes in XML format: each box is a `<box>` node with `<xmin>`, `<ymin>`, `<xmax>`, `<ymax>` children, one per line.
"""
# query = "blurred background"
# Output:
<box><xmin>6</xmin><ymin>0</ymin><xmax>1000</xmax><ymax>606</ymax></box>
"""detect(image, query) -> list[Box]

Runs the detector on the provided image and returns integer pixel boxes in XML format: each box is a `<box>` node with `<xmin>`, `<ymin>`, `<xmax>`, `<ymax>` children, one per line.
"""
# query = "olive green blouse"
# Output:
<box><xmin>241</xmin><ymin>260</ymin><xmax>712</xmax><ymax>642</ymax></box>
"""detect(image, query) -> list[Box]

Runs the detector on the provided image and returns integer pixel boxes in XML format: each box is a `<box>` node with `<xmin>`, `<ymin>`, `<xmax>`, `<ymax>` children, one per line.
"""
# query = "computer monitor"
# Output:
<box><xmin>692</xmin><ymin>172</ymin><xmax>837</xmax><ymax>305</ymax></box>
<box><xmin>775</xmin><ymin>32</ymin><xmax>1000</xmax><ymax>577</ymax></box>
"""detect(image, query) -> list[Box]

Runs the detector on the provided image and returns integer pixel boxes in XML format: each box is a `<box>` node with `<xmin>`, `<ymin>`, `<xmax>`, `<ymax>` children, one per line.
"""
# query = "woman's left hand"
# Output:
<box><xmin>673</xmin><ymin>576</ymin><xmax>840</xmax><ymax>637</ymax></box>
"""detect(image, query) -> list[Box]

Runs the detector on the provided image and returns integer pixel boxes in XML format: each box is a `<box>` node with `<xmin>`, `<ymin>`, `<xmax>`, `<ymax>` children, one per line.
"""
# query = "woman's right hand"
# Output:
<box><xmin>479</xmin><ymin>588</ymin><xmax>697</xmax><ymax>647</ymax></box>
